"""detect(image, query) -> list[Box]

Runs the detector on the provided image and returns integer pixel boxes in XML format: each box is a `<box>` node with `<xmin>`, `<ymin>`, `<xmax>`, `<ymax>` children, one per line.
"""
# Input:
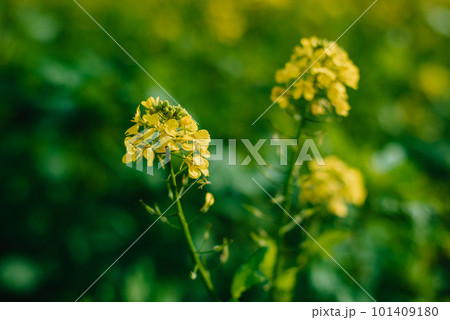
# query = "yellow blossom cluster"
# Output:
<box><xmin>122</xmin><ymin>97</ymin><xmax>211</xmax><ymax>179</ymax></box>
<box><xmin>271</xmin><ymin>37</ymin><xmax>359</xmax><ymax>117</ymax></box>
<box><xmin>299</xmin><ymin>156</ymin><xmax>366</xmax><ymax>217</ymax></box>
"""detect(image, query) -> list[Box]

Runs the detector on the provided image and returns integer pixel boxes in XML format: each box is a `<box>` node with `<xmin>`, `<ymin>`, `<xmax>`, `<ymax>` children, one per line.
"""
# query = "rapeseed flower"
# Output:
<box><xmin>272</xmin><ymin>37</ymin><xmax>359</xmax><ymax>117</ymax></box>
<box><xmin>123</xmin><ymin>97</ymin><xmax>211</xmax><ymax>180</ymax></box>
<box><xmin>299</xmin><ymin>156</ymin><xmax>366</xmax><ymax>217</ymax></box>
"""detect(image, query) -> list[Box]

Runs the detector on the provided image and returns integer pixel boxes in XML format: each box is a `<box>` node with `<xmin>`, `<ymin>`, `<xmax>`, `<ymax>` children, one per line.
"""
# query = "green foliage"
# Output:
<box><xmin>231</xmin><ymin>232</ymin><xmax>277</xmax><ymax>300</ymax></box>
<box><xmin>231</xmin><ymin>248</ymin><xmax>270</xmax><ymax>300</ymax></box>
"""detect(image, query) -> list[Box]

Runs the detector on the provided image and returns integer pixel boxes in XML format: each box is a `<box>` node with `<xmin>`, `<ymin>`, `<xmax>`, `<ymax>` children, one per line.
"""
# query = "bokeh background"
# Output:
<box><xmin>1</xmin><ymin>0</ymin><xmax>449</xmax><ymax>301</ymax></box>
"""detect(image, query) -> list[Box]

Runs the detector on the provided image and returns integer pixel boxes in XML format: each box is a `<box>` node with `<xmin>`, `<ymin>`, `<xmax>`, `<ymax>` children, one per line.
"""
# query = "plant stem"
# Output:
<box><xmin>168</xmin><ymin>161</ymin><xmax>220</xmax><ymax>301</ymax></box>
<box><xmin>271</xmin><ymin>119</ymin><xmax>303</xmax><ymax>301</ymax></box>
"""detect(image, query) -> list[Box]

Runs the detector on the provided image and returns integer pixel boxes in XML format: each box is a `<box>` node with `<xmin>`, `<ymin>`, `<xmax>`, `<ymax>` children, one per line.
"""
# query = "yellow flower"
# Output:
<box><xmin>141</xmin><ymin>96</ymin><xmax>159</xmax><ymax>110</ymax></box>
<box><xmin>312</xmin><ymin>67</ymin><xmax>336</xmax><ymax>88</ymax></box>
<box><xmin>275</xmin><ymin>62</ymin><xmax>300</xmax><ymax>83</ymax></box>
<box><xmin>180</xmin><ymin>115</ymin><xmax>198</xmax><ymax>132</ymax></box>
<box><xmin>327</xmin><ymin>81</ymin><xmax>346</xmax><ymax>102</ymax></box>
<box><xmin>185</xmin><ymin>155</ymin><xmax>209</xmax><ymax>179</ymax></box>
<box><xmin>271</xmin><ymin>37</ymin><xmax>359</xmax><ymax>117</ymax></box>
<box><xmin>292</xmin><ymin>79</ymin><xmax>316</xmax><ymax>100</ymax></box>
<box><xmin>299</xmin><ymin>156</ymin><xmax>366</xmax><ymax>217</ymax></box>
<box><xmin>122</xmin><ymin>97</ymin><xmax>211</xmax><ymax>180</ymax></box>
<box><xmin>200</xmin><ymin>192</ymin><xmax>215</xmax><ymax>213</ymax></box>
<box><xmin>163</xmin><ymin>119</ymin><xmax>179</xmax><ymax>137</ymax></box>
<box><xmin>271</xmin><ymin>86</ymin><xmax>290</xmax><ymax>109</ymax></box>
<box><xmin>181</xmin><ymin>129</ymin><xmax>210</xmax><ymax>155</ymax></box>
<box><xmin>193</xmin><ymin>129</ymin><xmax>211</xmax><ymax>143</ymax></box>
<box><xmin>142</xmin><ymin>113</ymin><xmax>160</xmax><ymax>126</ymax></box>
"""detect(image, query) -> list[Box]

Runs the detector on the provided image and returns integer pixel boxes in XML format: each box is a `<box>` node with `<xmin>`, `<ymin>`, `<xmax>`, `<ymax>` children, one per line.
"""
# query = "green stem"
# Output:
<box><xmin>168</xmin><ymin>161</ymin><xmax>220</xmax><ymax>301</ymax></box>
<box><xmin>271</xmin><ymin>119</ymin><xmax>303</xmax><ymax>301</ymax></box>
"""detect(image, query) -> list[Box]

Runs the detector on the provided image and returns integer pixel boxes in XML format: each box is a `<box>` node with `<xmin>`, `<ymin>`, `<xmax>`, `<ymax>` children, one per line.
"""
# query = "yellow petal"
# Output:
<box><xmin>141</xmin><ymin>97</ymin><xmax>155</xmax><ymax>109</ymax></box>
<box><xmin>200</xmin><ymin>157</ymin><xmax>209</xmax><ymax>169</ymax></box>
<box><xmin>327</xmin><ymin>81</ymin><xmax>347</xmax><ymax>104</ymax></box>
<box><xmin>125</xmin><ymin>124</ymin><xmax>140</xmax><ymax>136</ymax></box>
<box><xmin>328</xmin><ymin>198</ymin><xmax>348</xmax><ymax>217</ymax></box>
<box><xmin>134</xmin><ymin>106</ymin><xmax>141</xmax><ymax>122</ymax></box>
<box><xmin>292</xmin><ymin>83</ymin><xmax>303</xmax><ymax>99</ymax></box>
<box><xmin>271</xmin><ymin>86</ymin><xmax>290</xmax><ymax>108</ymax></box>
<box><xmin>311</xmin><ymin>101</ymin><xmax>327</xmax><ymax>116</ymax></box>
<box><xmin>154</xmin><ymin>146</ymin><xmax>167</xmax><ymax>154</ymax></box>
<box><xmin>339</xmin><ymin>62</ymin><xmax>359</xmax><ymax>89</ymax></box>
<box><xmin>313</xmin><ymin>67</ymin><xmax>336</xmax><ymax>88</ymax></box>
<box><xmin>180</xmin><ymin>116</ymin><xmax>198</xmax><ymax>132</ymax></box>
<box><xmin>334</xmin><ymin>100</ymin><xmax>350</xmax><ymax>117</ymax></box>
<box><xmin>124</xmin><ymin>136</ymin><xmax>132</xmax><ymax>147</ymax></box>
<box><xmin>194</xmin><ymin>129</ymin><xmax>210</xmax><ymax>139</ymax></box>
<box><xmin>192</xmin><ymin>156</ymin><xmax>209</xmax><ymax>169</ymax></box>
<box><xmin>164</xmin><ymin>119</ymin><xmax>179</xmax><ymax>136</ymax></box>
<box><xmin>303</xmin><ymin>81</ymin><xmax>316</xmax><ymax>101</ymax></box>
<box><xmin>143</xmin><ymin>114</ymin><xmax>160</xmax><ymax>126</ymax></box>
<box><xmin>188</xmin><ymin>166</ymin><xmax>201</xmax><ymax>179</ymax></box>
<box><xmin>201</xmin><ymin>149</ymin><xmax>211</xmax><ymax>158</ymax></box>
<box><xmin>122</xmin><ymin>153</ymin><xmax>133</xmax><ymax>164</ymax></box>
<box><xmin>193</xmin><ymin>130</ymin><xmax>211</xmax><ymax>146</ymax></box>
<box><xmin>143</xmin><ymin>148</ymin><xmax>155</xmax><ymax>166</ymax></box>
<box><xmin>168</xmin><ymin>140</ymin><xmax>180</xmax><ymax>151</ymax></box>
<box><xmin>181</xmin><ymin>141</ymin><xmax>194</xmax><ymax>151</ymax></box>
<box><xmin>200</xmin><ymin>168</ymin><xmax>209</xmax><ymax>177</ymax></box>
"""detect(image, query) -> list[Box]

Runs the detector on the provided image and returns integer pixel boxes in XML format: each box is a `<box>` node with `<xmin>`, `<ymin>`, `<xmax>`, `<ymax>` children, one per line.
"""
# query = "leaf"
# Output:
<box><xmin>230</xmin><ymin>247</ymin><xmax>269</xmax><ymax>300</ymax></box>
<box><xmin>274</xmin><ymin>267</ymin><xmax>300</xmax><ymax>302</ymax></box>
<box><xmin>302</xmin><ymin>229</ymin><xmax>350</xmax><ymax>257</ymax></box>
<box><xmin>259</xmin><ymin>241</ymin><xmax>277</xmax><ymax>280</ymax></box>
<box><xmin>248</xmin><ymin>232</ymin><xmax>277</xmax><ymax>279</ymax></box>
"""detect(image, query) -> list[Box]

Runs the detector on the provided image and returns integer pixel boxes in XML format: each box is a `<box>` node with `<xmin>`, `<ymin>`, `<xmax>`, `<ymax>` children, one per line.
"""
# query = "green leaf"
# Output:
<box><xmin>259</xmin><ymin>241</ymin><xmax>277</xmax><ymax>280</ymax></box>
<box><xmin>302</xmin><ymin>229</ymin><xmax>350</xmax><ymax>257</ymax></box>
<box><xmin>274</xmin><ymin>267</ymin><xmax>299</xmax><ymax>302</ymax></box>
<box><xmin>231</xmin><ymin>247</ymin><xmax>271</xmax><ymax>300</ymax></box>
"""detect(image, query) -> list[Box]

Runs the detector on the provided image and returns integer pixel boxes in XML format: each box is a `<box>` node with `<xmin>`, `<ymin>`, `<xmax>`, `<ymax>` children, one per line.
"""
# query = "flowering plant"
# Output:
<box><xmin>123</xmin><ymin>38</ymin><xmax>368</xmax><ymax>302</ymax></box>
<box><xmin>123</xmin><ymin>97</ymin><xmax>222</xmax><ymax>300</ymax></box>
<box><xmin>232</xmin><ymin>37</ymin><xmax>368</xmax><ymax>302</ymax></box>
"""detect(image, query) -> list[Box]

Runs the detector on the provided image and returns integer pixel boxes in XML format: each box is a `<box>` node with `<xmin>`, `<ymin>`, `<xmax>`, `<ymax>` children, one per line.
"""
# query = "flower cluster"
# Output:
<box><xmin>299</xmin><ymin>156</ymin><xmax>366</xmax><ymax>217</ymax></box>
<box><xmin>122</xmin><ymin>97</ymin><xmax>211</xmax><ymax>179</ymax></box>
<box><xmin>271</xmin><ymin>37</ymin><xmax>359</xmax><ymax>117</ymax></box>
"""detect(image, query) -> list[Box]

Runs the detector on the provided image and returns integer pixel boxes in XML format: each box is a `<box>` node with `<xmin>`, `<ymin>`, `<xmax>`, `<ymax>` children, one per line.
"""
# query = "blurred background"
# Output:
<box><xmin>0</xmin><ymin>0</ymin><xmax>449</xmax><ymax>301</ymax></box>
